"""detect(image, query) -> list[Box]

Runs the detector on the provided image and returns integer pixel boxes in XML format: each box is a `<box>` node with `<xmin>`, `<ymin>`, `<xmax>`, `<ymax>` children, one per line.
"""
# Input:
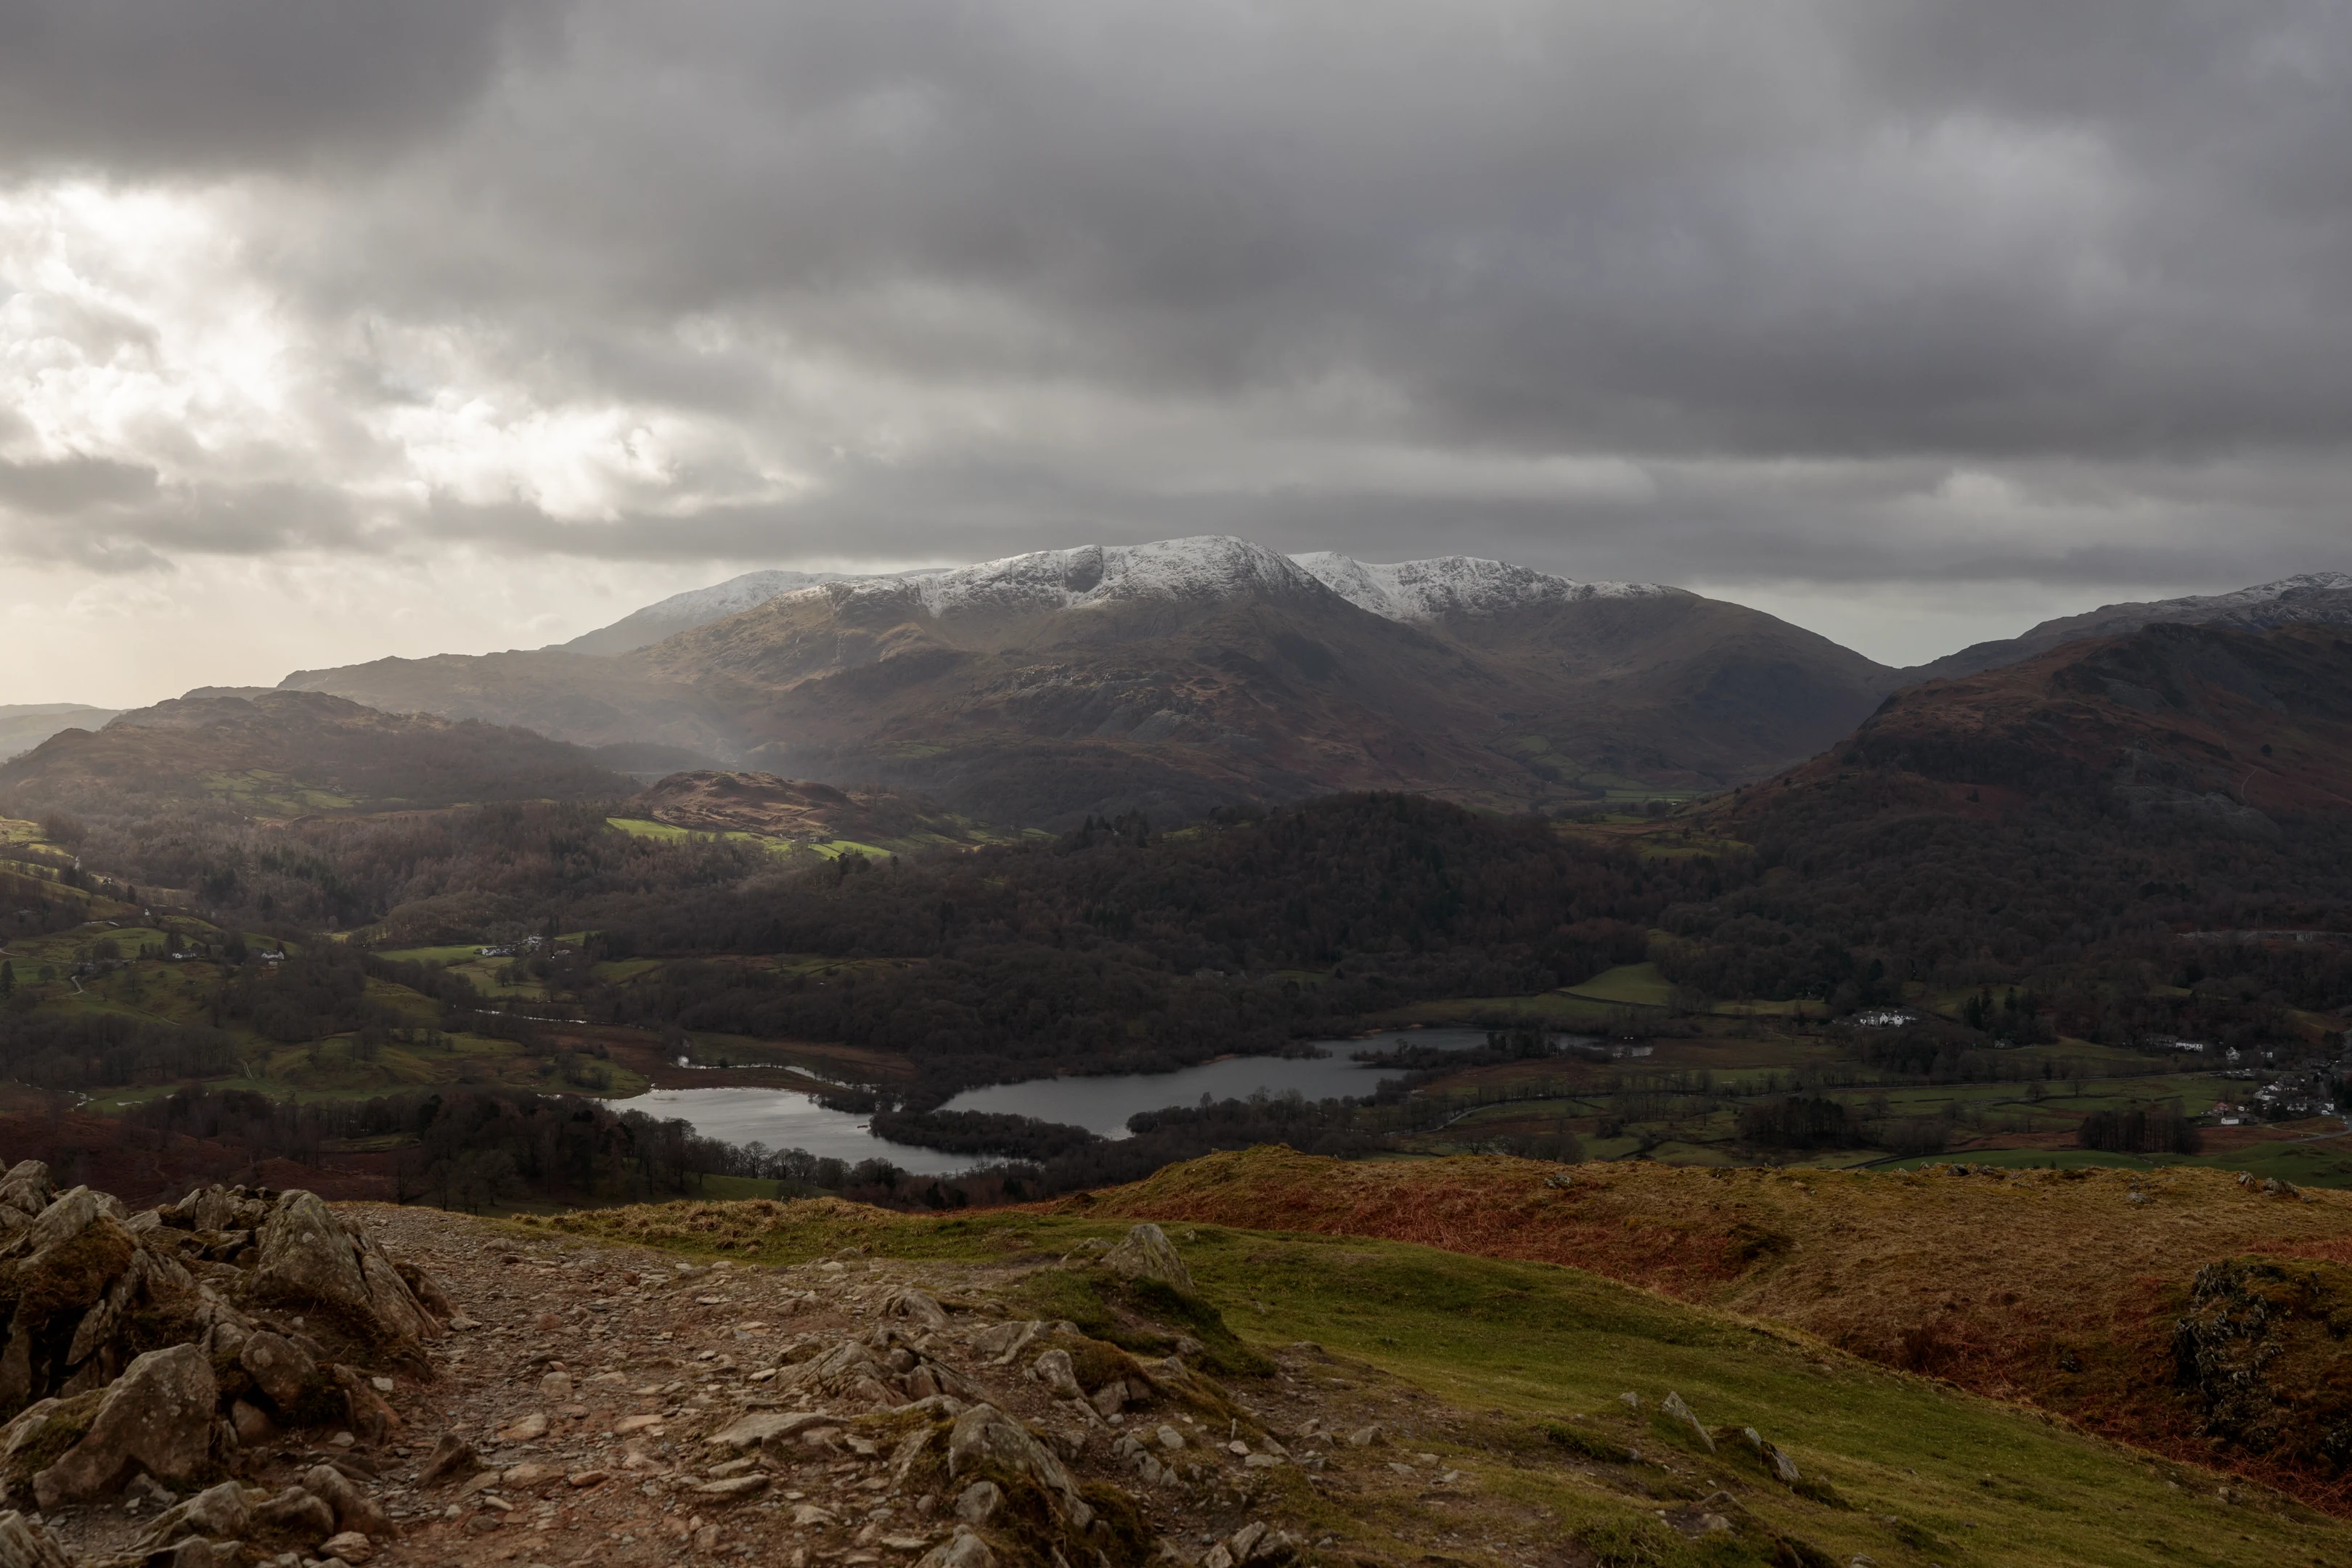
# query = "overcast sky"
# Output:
<box><xmin>6</xmin><ymin>0</ymin><xmax>2351</xmax><ymax>705</ymax></box>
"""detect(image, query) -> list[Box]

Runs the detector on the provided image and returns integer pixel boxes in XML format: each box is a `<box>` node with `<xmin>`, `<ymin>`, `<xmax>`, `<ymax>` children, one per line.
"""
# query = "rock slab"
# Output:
<box><xmin>33</xmin><ymin>1343</ymin><xmax>217</xmax><ymax>1508</ymax></box>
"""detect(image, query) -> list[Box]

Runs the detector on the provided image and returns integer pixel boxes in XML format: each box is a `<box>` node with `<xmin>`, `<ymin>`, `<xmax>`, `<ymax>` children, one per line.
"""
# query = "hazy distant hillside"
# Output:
<box><xmin>267</xmin><ymin>536</ymin><xmax>1899</xmax><ymax>824</ymax></box>
<box><xmin>1903</xmin><ymin>571</ymin><xmax>2352</xmax><ymax>685</ymax></box>
<box><xmin>0</xmin><ymin>703</ymin><xmax>116</xmax><ymax>761</ymax></box>
<box><xmin>0</xmin><ymin>690</ymin><xmax>632</xmax><ymax>817</ymax></box>
<box><xmin>279</xmin><ymin>648</ymin><xmax>730</xmax><ymax>754</ymax></box>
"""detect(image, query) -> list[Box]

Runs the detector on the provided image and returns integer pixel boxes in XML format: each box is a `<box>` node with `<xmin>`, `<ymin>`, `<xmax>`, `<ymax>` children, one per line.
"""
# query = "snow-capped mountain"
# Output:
<box><xmin>290</xmin><ymin>531</ymin><xmax>1900</xmax><ymax>822</ymax></box>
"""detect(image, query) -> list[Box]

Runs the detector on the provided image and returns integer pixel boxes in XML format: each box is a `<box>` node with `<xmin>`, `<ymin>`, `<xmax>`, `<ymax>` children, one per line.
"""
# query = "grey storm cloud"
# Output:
<box><xmin>0</xmin><ymin>0</ymin><xmax>551</xmax><ymax>172</ymax></box>
<box><xmin>3</xmin><ymin>0</ymin><xmax>2351</xmax><ymax>595</ymax></box>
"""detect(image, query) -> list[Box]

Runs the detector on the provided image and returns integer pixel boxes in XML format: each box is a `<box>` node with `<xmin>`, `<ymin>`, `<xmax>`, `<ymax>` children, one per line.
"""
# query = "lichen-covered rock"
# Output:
<box><xmin>1100</xmin><ymin>1224</ymin><xmax>1196</xmax><ymax>1294</ymax></box>
<box><xmin>246</xmin><ymin>1193</ymin><xmax>438</xmax><ymax>1351</ymax></box>
<box><xmin>32</xmin><ymin>1342</ymin><xmax>217</xmax><ymax>1508</ymax></box>
<box><xmin>1029</xmin><ymin>1348</ymin><xmax>1084</xmax><ymax>1402</ymax></box>
<box><xmin>0</xmin><ymin>1391</ymin><xmax>102</xmax><ymax>1498</ymax></box>
<box><xmin>1659</xmin><ymin>1391</ymin><xmax>1715</xmax><ymax>1454</ymax></box>
<box><xmin>239</xmin><ymin>1331</ymin><xmax>317</xmax><ymax>1413</ymax></box>
<box><xmin>946</xmin><ymin>1403</ymin><xmax>1094</xmax><ymax>1529</ymax></box>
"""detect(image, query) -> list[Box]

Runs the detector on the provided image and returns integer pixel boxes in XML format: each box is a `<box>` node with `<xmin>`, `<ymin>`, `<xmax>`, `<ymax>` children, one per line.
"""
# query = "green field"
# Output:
<box><xmin>1561</xmin><ymin>961</ymin><xmax>1676</xmax><ymax>1006</ymax></box>
<box><xmin>197</xmin><ymin>769</ymin><xmax>359</xmax><ymax>815</ymax></box>
<box><xmin>607</xmin><ymin>815</ymin><xmax>783</xmax><ymax>849</ymax></box>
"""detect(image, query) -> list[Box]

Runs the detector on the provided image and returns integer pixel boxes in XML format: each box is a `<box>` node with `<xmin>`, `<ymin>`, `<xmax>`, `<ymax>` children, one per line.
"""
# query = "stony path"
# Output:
<box><xmin>335</xmin><ymin>1205</ymin><xmax>1421</xmax><ymax>1568</ymax></box>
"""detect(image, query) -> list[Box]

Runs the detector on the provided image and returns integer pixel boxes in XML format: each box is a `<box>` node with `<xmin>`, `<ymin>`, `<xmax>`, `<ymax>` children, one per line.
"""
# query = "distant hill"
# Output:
<box><xmin>0</xmin><ymin>690</ymin><xmax>632</xmax><ymax>816</ymax></box>
<box><xmin>0</xmin><ymin>703</ymin><xmax>117</xmax><ymax>761</ymax></box>
<box><xmin>1655</xmin><ymin>619</ymin><xmax>2352</xmax><ymax>1018</ymax></box>
<box><xmin>1754</xmin><ymin>619</ymin><xmax>2352</xmax><ymax>833</ymax></box>
<box><xmin>1902</xmin><ymin>571</ymin><xmax>2352</xmax><ymax>685</ymax></box>
<box><xmin>271</xmin><ymin>536</ymin><xmax>1900</xmax><ymax>825</ymax></box>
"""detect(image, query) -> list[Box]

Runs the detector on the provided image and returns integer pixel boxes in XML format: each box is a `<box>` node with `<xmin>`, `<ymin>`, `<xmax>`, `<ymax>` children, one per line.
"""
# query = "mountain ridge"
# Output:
<box><xmin>1904</xmin><ymin>569</ymin><xmax>2352</xmax><ymax>685</ymax></box>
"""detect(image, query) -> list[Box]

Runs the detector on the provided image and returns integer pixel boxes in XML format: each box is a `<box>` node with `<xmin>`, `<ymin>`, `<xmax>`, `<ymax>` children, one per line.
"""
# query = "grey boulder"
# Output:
<box><xmin>1100</xmin><ymin>1225</ymin><xmax>1196</xmax><ymax>1294</ymax></box>
<box><xmin>33</xmin><ymin>1343</ymin><xmax>216</xmax><ymax>1508</ymax></box>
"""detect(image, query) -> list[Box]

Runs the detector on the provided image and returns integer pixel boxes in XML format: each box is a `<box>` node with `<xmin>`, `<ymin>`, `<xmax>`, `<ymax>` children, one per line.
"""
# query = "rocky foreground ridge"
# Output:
<box><xmin>0</xmin><ymin>1168</ymin><xmax>1646</xmax><ymax>1568</ymax></box>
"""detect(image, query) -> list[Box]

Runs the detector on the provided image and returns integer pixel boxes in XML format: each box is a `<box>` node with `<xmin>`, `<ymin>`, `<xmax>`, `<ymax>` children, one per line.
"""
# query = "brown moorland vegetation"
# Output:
<box><xmin>1101</xmin><ymin>1146</ymin><xmax>2352</xmax><ymax>1509</ymax></box>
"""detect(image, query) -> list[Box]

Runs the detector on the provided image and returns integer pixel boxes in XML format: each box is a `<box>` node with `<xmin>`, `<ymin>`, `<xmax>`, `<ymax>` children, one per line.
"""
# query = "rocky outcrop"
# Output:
<box><xmin>247</xmin><ymin>1192</ymin><xmax>441</xmax><ymax>1351</ymax></box>
<box><xmin>0</xmin><ymin>1171</ymin><xmax>451</xmax><ymax>1522</ymax></box>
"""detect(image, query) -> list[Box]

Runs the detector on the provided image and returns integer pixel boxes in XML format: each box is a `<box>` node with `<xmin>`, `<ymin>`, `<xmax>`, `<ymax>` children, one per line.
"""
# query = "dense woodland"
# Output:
<box><xmin>581</xmin><ymin>796</ymin><xmax>1673</xmax><ymax>1099</ymax></box>
<box><xmin>1657</xmin><ymin>777</ymin><xmax>2352</xmax><ymax>1048</ymax></box>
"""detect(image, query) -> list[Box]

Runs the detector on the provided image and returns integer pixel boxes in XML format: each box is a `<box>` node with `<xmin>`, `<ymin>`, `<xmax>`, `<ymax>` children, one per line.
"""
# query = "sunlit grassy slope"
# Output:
<box><xmin>1103</xmin><ymin>1148</ymin><xmax>2352</xmax><ymax>1508</ymax></box>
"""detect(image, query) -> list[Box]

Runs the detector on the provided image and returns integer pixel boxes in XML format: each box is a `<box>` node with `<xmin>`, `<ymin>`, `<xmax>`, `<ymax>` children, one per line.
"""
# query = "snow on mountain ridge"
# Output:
<box><xmin>1291</xmin><ymin>551</ymin><xmax>1668</xmax><ymax>621</ymax></box>
<box><xmin>902</xmin><ymin>536</ymin><xmax>1328</xmax><ymax>617</ymax></box>
<box><xmin>603</xmin><ymin>536</ymin><xmax>1675</xmax><ymax>646</ymax></box>
<box><xmin>2160</xmin><ymin>571</ymin><xmax>2352</xmax><ymax>615</ymax></box>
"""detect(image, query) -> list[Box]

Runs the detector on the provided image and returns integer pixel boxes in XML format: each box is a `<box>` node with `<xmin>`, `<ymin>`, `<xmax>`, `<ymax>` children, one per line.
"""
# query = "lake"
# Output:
<box><xmin>623</xmin><ymin>1027</ymin><xmax>1506</xmax><ymax>1171</ymax></box>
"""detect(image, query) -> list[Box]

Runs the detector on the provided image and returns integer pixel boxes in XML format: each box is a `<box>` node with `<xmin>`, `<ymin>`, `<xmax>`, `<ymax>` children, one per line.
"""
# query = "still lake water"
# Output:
<box><xmin>626</xmin><ymin>1028</ymin><xmax>1501</xmax><ymax>1173</ymax></box>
